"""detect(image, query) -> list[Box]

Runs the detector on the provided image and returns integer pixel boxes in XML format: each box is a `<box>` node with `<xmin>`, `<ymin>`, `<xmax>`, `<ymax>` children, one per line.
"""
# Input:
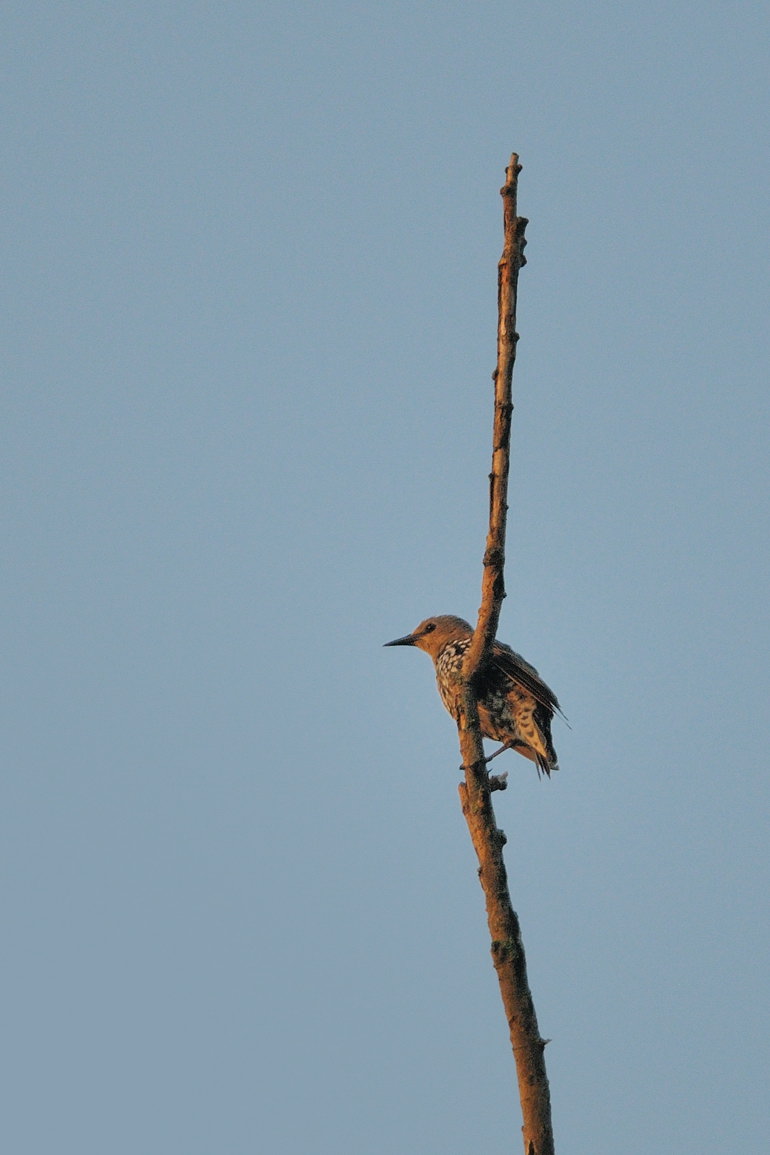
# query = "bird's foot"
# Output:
<box><xmin>459</xmin><ymin>744</ymin><xmax>512</xmax><ymax>774</ymax></box>
<box><xmin>483</xmin><ymin>742</ymin><xmax>517</xmax><ymax>765</ymax></box>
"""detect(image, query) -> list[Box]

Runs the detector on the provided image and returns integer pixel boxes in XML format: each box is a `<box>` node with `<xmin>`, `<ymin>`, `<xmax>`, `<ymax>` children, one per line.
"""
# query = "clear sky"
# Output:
<box><xmin>3</xmin><ymin>3</ymin><xmax>769</xmax><ymax>1152</ymax></box>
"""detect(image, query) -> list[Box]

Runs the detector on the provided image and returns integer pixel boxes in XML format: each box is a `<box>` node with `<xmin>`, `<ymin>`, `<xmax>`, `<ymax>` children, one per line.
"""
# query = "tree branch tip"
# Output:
<box><xmin>501</xmin><ymin>156</ymin><xmax>522</xmax><ymax>191</ymax></box>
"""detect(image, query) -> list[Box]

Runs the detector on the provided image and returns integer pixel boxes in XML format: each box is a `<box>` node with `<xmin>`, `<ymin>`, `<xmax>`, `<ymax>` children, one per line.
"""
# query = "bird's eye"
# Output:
<box><xmin>423</xmin><ymin>622</ymin><xmax>436</xmax><ymax>634</ymax></box>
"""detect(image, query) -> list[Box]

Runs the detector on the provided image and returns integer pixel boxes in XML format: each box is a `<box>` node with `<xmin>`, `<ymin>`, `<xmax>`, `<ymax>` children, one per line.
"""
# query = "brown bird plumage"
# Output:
<box><xmin>384</xmin><ymin>615</ymin><xmax>561</xmax><ymax>777</ymax></box>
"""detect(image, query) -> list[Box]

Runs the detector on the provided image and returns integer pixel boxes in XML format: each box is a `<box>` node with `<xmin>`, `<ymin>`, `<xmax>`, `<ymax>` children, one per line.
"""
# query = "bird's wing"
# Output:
<box><xmin>488</xmin><ymin>642</ymin><xmax>564</xmax><ymax>717</ymax></box>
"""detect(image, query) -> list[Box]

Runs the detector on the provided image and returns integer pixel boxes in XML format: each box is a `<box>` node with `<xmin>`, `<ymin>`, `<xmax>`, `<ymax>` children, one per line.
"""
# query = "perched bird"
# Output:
<box><xmin>384</xmin><ymin>615</ymin><xmax>562</xmax><ymax>777</ymax></box>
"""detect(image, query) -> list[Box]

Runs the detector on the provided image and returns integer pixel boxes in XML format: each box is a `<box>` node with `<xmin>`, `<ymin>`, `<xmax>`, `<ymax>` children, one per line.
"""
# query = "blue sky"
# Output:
<box><xmin>3</xmin><ymin>3</ymin><xmax>769</xmax><ymax>1152</ymax></box>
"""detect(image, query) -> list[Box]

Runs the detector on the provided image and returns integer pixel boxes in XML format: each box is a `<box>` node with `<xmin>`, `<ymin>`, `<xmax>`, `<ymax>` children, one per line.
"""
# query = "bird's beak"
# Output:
<box><xmin>383</xmin><ymin>632</ymin><xmax>417</xmax><ymax>647</ymax></box>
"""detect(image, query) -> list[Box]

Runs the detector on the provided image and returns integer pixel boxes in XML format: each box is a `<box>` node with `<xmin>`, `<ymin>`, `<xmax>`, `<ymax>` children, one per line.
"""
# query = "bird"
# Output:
<box><xmin>384</xmin><ymin>615</ymin><xmax>562</xmax><ymax>777</ymax></box>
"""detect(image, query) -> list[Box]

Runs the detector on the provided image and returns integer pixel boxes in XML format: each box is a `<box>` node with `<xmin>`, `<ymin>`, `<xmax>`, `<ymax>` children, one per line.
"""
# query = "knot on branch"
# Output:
<box><xmin>490</xmin><ymin>936</ymin><xmax>516</xmax><ymax>963</ymax></box>
<box><xmin>516</xmin><ymin>218</ymin><xmax>528</xmax><ymax>266</ymax></box>
<box><xmin>461</xmin><ymin>759</ymin><xmax>490</xmax><ymax>780</ymax></box>
<box><xmin>483</xmin><ymin>545</ymin><xmax>504</xmax><ymax>568</ymax></box>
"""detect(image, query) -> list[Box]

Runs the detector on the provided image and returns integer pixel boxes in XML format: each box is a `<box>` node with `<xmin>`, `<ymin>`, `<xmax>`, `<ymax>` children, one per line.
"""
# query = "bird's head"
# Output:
<box><xmin>383</xmin><ymin>615</ymin><xmax>473</xmax><ymax>660</ymax></box>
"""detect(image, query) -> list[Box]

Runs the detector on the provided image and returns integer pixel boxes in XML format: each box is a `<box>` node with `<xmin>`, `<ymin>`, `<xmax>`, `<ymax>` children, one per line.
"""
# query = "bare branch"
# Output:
<box><xmin>457</xmin><ymin>155</ymin><xmax>554</xmax><ymax>1155</ymax></box>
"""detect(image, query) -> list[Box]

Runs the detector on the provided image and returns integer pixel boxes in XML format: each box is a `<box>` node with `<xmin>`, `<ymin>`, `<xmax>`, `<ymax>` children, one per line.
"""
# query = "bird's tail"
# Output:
<box><xmin>536</xmin><ymin>752</ymin><xmax>559</xmax><ymax>778</ymax></box>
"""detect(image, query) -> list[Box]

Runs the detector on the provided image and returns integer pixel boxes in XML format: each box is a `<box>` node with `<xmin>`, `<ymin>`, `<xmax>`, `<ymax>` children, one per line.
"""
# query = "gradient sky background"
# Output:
<box><xmin>3</xmin><ymin>3</ymin><xmax>769</xmax><ymax>1152</ymax></box>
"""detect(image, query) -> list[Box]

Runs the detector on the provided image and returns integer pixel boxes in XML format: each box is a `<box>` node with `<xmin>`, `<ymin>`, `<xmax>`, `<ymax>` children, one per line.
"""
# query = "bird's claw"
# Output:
<box><xmin>457</xmin><ymin>763</ymin><xmax>508</xmax><ymax>791</ymax></box>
